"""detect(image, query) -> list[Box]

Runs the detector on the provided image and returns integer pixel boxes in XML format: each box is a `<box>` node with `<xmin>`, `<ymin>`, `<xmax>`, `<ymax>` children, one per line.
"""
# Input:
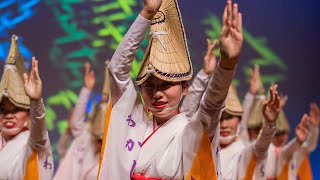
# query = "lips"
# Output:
<box><xmin>220</xmin><ymin>131</ymin><xmax>230</xmax><ymax>137</ymax></box>
<box><xmin>152</xmin><ymin>101</ymin><xmax>167</xmax><ymax>109</ymax></box>
<box><xmin>3</xmin><ymin>121</ymin><xmax>15</xmax><ymax>129</ymax></box>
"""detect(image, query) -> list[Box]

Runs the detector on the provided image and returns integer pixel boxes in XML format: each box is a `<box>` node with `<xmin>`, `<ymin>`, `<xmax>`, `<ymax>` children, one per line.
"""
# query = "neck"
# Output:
<box><xmin>154</xmin><ymin>108</ymin><xmax>180</xmax><ymax>125</ymax></box>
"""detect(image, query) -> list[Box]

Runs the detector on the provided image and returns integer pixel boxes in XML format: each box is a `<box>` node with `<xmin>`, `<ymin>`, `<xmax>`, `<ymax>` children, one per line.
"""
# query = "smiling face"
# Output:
<box><xmin>0</xmin><ymin>97</ymin><xmax>29</xmax><ymax>141</ymax></box>
<box><xmin>220</xmin><ymin>111</ymin><xmax>241</xmax><ymax>147</ymax></box>
<box><xmin>141</xmin><ymin>75</ymin><xmax>188</xmax><ymax>125</ymax></box>
<box><xmin>272</xmin><ymin>131</ymin><xmax>289</xmax><ymax>147</ymax></box>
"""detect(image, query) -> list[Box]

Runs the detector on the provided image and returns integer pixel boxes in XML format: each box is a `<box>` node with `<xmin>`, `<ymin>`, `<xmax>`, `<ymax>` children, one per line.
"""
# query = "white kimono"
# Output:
<box><xmin>181</xmin><ymin>70</ymin><xmax>276</xmax><ymax>180</ymax></box>
<box><xmin>0</xmin><ymin>99</ymin><xmax>54</xmax><ymax>180</ymax></box>
<box><xmin>54</xmin><ymin>87</ymin><xmax>99</xmax><ymax>180</ymax></box>
<box><xmin>98</xmin><ymin>15</ymin><xmax>235</xmax><ymax>180</ymax></box>
<box><xmin>266</xmin><ymin>125</ymin><xmax>319</xmax><ymax>180</ymax></box>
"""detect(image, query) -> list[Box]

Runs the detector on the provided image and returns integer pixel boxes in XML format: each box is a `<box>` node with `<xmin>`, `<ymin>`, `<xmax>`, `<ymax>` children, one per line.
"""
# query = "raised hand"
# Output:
<box><xmin>279</xmin><ymin>95</ymin><xmax>288</xmax><ymax>109</ymax></box>
<box><xmin>295</xmin><ymin>114</ymin><xmax>310</xmax><ymax>144</ymax></box>
<box><xmin>219</xmin><ymin>0</ymin><xmax>243</xmax><ymax>70</ymax></box>
<box><xmin>249</xmin><ymin>65</ymin><xmax>259</xmax><ymax>95</ymax></box>
<box><xmin>84</xmin><ymin>62</ymin><xmax>95</xmax><ymax>90</ymax></box>
<box><xmin>140</xmin><ymin>0</ymin><xmax>163</xmax><ymax>20</ymax></box>
<box><xmin>23</xmin><ymin>57</ymin><xmax>42</xmax><ymax>101</ymax></box>
<box><xmin>262</xmin><ymin>85</ymin><xmax>280</xmax><ymax>124</ymax></box>
<box><xmin>309</xmin><ymin>103</ymin><xmax>320</xmax><ymax>126</ymax></box>
<box><xmin>203</xmin><ymin>39</ymin><xmax>218</xmax><ymax>75</ymax></box>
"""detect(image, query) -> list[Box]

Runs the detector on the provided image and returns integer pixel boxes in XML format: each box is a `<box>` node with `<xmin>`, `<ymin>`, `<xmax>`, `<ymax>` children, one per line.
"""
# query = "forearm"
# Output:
<box><xmin>280</xmin><ymin>138</ymin><xmax>301</xmax><ymax>160</ymax></box>
<box><xmin>252</xmin><ymin>122</ymin><xmax>276</xmax><ymax>159</ymax></box>
<box><xmin>303</xmin><ymin>125</ymin><xmax>319</xmax><ymax>153</ymax></box>
<box><xmin>28</xmin><ymin>99</ymin><xmax>48</xmax><ymax>151</ymax></box>
<box><xmin>181</xmin><ymin>70</ymin><xmax>210</xmax><ymax>119</ymax></box>
<box><xmin>70</xmin><ymin>87</ymin><xmax>91</xmax><ymax>137</ymax></box>
<box><xmin>109</xmin><ymin>15</ymin><xmax>151</xmax><ymax>105</ymax></box>
<box><xmin>198</xmin><ymin>64</ymin><xmax>235</xmax><ymax>136</ymax></box>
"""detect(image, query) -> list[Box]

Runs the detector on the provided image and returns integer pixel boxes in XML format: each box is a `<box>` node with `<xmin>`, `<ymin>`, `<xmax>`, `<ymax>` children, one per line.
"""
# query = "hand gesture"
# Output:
<box><xmin>84</xmin><ymin>62</ymin><xmax>95</xmax><ymax>90</ymax></box>
<box><xmin>249</xmin><ymin>65</ymin><xmax>259</xmax><ymax>95</ymax></box>
<box><xmin>262</xmin><ymin>85</ymin><xmax>280</xmax><ymax>124</ymax></box>
<box><xmin>203</xmin><ymin>39</ymin><xmax>218</xmax><ymax>75</ymax></box>
<box><xmin>309</xmin><ymin>103</ymin><xmax>320</xmax><ymax>126</ymax></box>
<box><xmin>23</xmin><ymin>57</ymin><xmax>42</xmax><ymax>101</ymax></box>
<box><xmin>219</xmin><ymin>0</ymin><xmax>243</xmax><ymax>70</ymax></box>
<box><xmin>295</xmin><ymin>114</ymin><xmax>310</xmax><ymax>144</ymax></box>
<box><xmin>140</xmin><ymin>0</ymin><xmax>163</xmax><ymax>20</ymax></box>
<box><xmin>279</xmin><ymin>95</ymin><xmax>288</xmax><ymax>109</ymax></box>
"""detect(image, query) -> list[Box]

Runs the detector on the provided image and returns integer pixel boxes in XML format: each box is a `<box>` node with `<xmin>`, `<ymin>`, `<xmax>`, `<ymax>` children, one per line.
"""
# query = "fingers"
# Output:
<box><xmin>237</xmin><ymin>13</ymin><xmax>242</xmax><ymax>33</ymax></box>
<box><xmin>227</xmin><ymin>0</ymin><xmax>232</xmax><ymax>26</ymax></box>
<box><xmin>32</xmin><ymin>57</ymin><xmax>41</xmax><ymax>82</ymax></box>
<box><xmin>274</xmin><ymin>91</ymin><xmax>280</xmax><ymax>110</ymax></box>
<box><xmin>85</xmin><ymin>62</ymin><xmax>90</xmax><ymax>75</ymax></box>
<box><xmin>23</xmin><ymin>73</ymin><xmax>29</xmax><ymax>85</ymax></box>
<box><xmin>300</xmin><ymin>114</ymin><xmax>310</xmax><ymax>130</ymax></box>
<box><xmin>232</xmin><ymin>3</ymin><xmax>238</xmax><ymax>28</ymax></box>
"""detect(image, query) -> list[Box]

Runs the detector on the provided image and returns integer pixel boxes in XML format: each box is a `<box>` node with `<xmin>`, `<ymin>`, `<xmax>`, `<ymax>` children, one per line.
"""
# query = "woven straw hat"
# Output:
<box><xmin>0</xmin><ymin>35</ymin><xmax>30</xmax><ymax>109</ymax></box>
<box><xmin>225</xmin><ymin>84</ymin><xmax>243</xmax><ymax>117</ymax></box>
<box><xmin>89</xmin><ymin>61</ymin><xmax>110</xmax><ymax>140</ymax></box>
<box><xmin>247</xmin><ymin>95</ymin><xmax>266</xmax><ymax>129</ymax></box>
<box><xmin>276</xmin><ymin>110</ymin><xmax>290</xmax><ymax>133</ymax></box>
<box><xmin>135</xmin><ymin>0</ymin><xmax>192</xmax><ymax>85</ymax></box>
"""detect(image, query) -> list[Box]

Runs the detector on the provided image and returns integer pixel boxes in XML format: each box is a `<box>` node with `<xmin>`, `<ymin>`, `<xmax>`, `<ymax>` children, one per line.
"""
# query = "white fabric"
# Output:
<box><xmin>54</xmin><ymin>87</ymin><xmax>100</xmax><ymax>180</ymax></box>
<box><xmin>0</xmin><ymin>99</ymin><xmax>53</xmax><ymax>180</ymax></box>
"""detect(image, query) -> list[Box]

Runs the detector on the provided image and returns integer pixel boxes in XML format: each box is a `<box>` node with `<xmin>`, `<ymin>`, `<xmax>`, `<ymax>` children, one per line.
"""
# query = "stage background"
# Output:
<box><xmin>0</xmin><ymin>0</ymin><xmax>319</xmax><ymax>176</ymax></box>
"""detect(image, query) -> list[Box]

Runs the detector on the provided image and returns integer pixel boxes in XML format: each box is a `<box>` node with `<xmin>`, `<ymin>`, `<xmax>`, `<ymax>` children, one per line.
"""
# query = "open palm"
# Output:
<box><xmin>23</xmin><ymin>57</ymin><xmax>42</xmax><ymax>101</ymax></box>
<box><xmin>220</xmin><ymin>1</ymin><xmax>243</xmax><ymax>70</ymax></box>
<box><xmin>262</xmin><ymin>85</ymin><xmax>280</xmax><ymax>124</ymax></box>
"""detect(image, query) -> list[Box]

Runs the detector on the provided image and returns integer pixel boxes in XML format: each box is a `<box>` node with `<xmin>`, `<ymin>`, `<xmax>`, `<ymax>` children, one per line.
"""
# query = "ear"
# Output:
<box><xmin>181</xmin><ymin>81</ymin><xmax>188</xmax><ymax>96</ymax></box>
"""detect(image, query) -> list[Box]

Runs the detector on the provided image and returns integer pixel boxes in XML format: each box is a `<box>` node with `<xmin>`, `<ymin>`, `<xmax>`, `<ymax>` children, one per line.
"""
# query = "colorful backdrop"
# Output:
<box><xmin>0</xmin><ymin>0</ymin><xmax>319</xmax><ymax>176</ymax></box>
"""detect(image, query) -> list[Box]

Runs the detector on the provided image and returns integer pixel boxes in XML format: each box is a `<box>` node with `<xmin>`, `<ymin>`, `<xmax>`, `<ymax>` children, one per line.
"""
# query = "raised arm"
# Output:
<box><xmin>108</xmin><ymin>0</ymin><xmax>163</xmax><ymax>106</ymax></box>
<box><xmin>23</xmin><ymin>57</ymin><xmax>48</xmax><ymax>151</ymax></box>
<box><xmin>180</xmin><ymin>39</ymin><xmax>217</xmax><ymax>119</ymax></box>
<box><xmin>69</xmin><ymin>63</ymin><xmax>95</xmax><ymax>137</ymax></box>
<box><xmin>251</xmin><ymin>85</ymin><xmax>279</xmax><ymax>159</ymax></box>
<box><xmin>280</xmin><ymin>114</ymin><xmax>310</xmax><ymax>160</ymax></box>
<box><xmin>193</xmin><ymin>0</ymin><xmax>243</xmax><ymax>137</ymax></box>
<box><xmin>302</xmin><ymin>103</ymin><xmax>319</xmax><ymax>153</ymax></box>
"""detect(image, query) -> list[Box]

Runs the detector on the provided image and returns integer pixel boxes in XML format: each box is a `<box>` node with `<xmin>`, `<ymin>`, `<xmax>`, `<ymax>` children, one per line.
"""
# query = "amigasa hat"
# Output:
<box><xmin>0</xmin><ymin>35</ymin><xmax>30</xmax><ymax>109</ymax></box>
<box><xmin>135</xmin><ymin>0</ymin><xmax>192</xmax><ymax>85</ymax></box>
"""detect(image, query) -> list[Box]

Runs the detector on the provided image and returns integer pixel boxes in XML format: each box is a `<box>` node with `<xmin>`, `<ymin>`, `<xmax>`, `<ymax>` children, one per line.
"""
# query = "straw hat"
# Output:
<box><xmin>89</xmin><ymin>61</ymin><xmax>110</xmax><ymax>140</ymax></box>
<box><xmin>276</xmin><ymin>110</ymin><xmax>290</xmax><ymax>133</ymax></box>
<box><xmin>0</xmin><ymin>35</ymin><xmax>30</xmax><ymax>109</ymax></box>
<box><xmin>225</xmin><ymin>84</ymin><xmax>243</xmax><ymax>117</ymax></box>
<box><xmin>247</xmin><ymin>95</ymin><xmax>266</xmax><ymax>129</ymax></box>
<box><xmin>135</xmin><ymin>0</ymin><xmax>192</xmax><ymax>85</ymax></box>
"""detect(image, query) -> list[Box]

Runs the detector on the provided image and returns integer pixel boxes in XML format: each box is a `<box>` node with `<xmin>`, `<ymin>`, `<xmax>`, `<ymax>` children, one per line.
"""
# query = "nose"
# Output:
<box><xmin>4</xmin><ymin>113</ymin><xmax>14</xmax><ymax>119</ymax></box>
<box><xmin>153</xmin><ymin>90</ymin><xmax>164</xmax><ymax>100</ymax></box>
<box><xmin>220</xmin><ymin>119</ymin><xmax>228</xmax><ymax>128</ymax></box>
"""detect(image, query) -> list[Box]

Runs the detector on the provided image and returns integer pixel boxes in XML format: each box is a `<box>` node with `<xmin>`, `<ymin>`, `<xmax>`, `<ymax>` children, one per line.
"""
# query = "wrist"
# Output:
<box><xmin>219</xmin><ymin>58</ymin><xmax>237</xmax><ymax>70</ymax></box>
<box><xmin>140</xmin><ymin>8</ymin><xmax>157</xmax><ymax>20</ymax></box>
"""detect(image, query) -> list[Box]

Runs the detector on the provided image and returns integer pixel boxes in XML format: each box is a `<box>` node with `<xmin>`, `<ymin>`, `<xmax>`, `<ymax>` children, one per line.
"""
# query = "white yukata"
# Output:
<box><xmin>266</xmin><ymin>125</ymin><xmax>319</xmax><ymax>180</ymax></box>
<box><xmin>181</xmin><ymin>70</ymin><xmax>276</xmax><ymax>180</ymax></box>
<box><xmin>0</xmin><ymin>99</ymin><xmax>54</xmax><ymax>180</ymax></box>
<box><xmin>54</xmin><ymin>87</ymin><xmax>99</xmax><ymax>180</ymax></box>
<box><xmin>98</xmin><ymin>14</ymin><xmax>235</xmax><ymax>180</ymax></box>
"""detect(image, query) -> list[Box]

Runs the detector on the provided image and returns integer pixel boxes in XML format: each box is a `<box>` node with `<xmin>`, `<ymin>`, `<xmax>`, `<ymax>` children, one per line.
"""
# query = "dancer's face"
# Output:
<box><xmin>220</xmin><ymin>111</ymin><xmax>240</xmax><ymax>146</ymax></box>
<box><xmin>141</xmin><ymin>75</ymin><xmax>188</xmax><ymax>124</ymax></box>
<box><xmin>0</xmin><ymin>98</ymin><xmax>29</xmax><ymax>140</ymax></box>
<box><xmin>272</xmin><ymin>131</ymin><xmax>289</xmax><ymax>147</ymax></box>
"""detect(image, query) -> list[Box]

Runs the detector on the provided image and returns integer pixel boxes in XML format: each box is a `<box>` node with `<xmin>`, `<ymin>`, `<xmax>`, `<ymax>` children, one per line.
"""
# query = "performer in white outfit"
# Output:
<box><xmin>98</xmin><ymin>0</ymin><xmax>244</xmax><ymax>179</ymax></box>
<box><xmin>54</xmin><ymin>62</ymin><xmax>110</xmax><ymax>180</ymax></box>
<box><xmin>0</xmin><ymin>35</ymin><xmax>53</xmax><ymax>179</ymax></box>
<box><xmin>180</xmin><ymin>39</ymin><xmax>281</xmax><ymax>180</ymax></box>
